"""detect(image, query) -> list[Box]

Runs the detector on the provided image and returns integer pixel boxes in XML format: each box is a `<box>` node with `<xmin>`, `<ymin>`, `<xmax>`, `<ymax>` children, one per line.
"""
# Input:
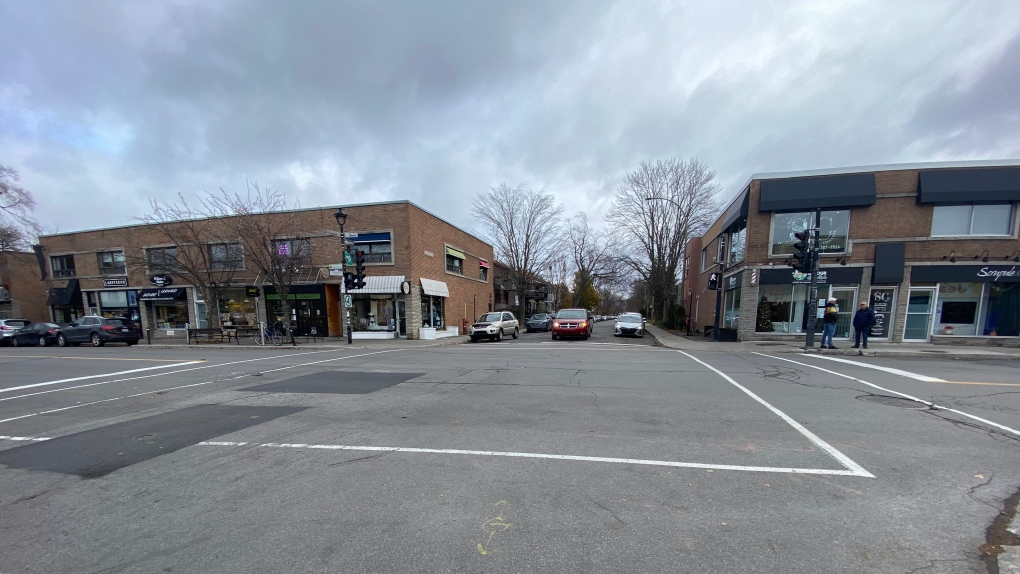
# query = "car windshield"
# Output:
<box><xmin>477</xmin><ymin>313</ymin><xmax>502</xmax><ymax>322</ymax></box>
<box><xmin>619</xmin><ymin>315</ymin><xmax>642</xmax><ymax>323</ymax></box>
<box><xmin>556</xmin><ymin>310</ymin><xmax>586</xmax><ymax>319</ymax></box>
<box><xmin>530</xmin><ymin>314</ymin><xmax>549</xmax><ymax>320</ymax></box>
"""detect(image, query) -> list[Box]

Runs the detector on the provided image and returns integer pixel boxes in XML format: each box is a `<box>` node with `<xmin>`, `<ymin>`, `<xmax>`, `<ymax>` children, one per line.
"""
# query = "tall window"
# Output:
<box><xmin>97</xmin><ymin>250</ymin><xmax>125</xmax><ymax>275</ymax></box>
<box><xmin>210</xmin><ymin>243</ymin><xmax>244</xmax><ymax>270</ymax></box>
<box><xmin>146</xmin><ymin>247</ymin><xmax>178</xmax><ymax>272</ymax></box>
<box><xmin>349</xmin><ymin>231</ymin><xmax>393</xmax><ymax>263</ymax></box>
<box><xmin>771</xmin><ymin>210</ymin><xmax>850</xmax><ymax>255</ymax></box>
<box><xmin>931</xmin><ymin>204</ymin><xmax>1014</xmax><ymax>236</ymax></box>
<box><xmin>701</xmin><ymin>248</ymin><xmax>709</xmax><ymax>272</ymax></box>
<box><xmin>51</xmin><ymin>255</ymin><xmax>76</xmax><ymax>278</ymax></box>
<box><xmin>723</xmin><ymin>287</ymin><xmax>741</xmax><ymax>329</ymax></box>
<box><xmin>728</xmin><ymin>224</ymin><xmax>746</xmax><ymax>265</ymax></box>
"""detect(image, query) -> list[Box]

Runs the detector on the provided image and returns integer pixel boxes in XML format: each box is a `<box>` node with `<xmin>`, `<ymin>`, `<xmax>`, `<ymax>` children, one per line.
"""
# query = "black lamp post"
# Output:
<box><xmin>334</xmin><ymin>207</ymin><xmax>352</xmax><ymax>344</ymax></box>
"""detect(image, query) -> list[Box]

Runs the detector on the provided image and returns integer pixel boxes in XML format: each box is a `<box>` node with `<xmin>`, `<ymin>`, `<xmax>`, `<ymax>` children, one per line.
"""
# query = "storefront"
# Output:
<box><xmin>755</xmin><ymin>267</ymin><xmax>864</xmax><ymax>338</ymax></box>
<box><xmin>139</xmin><ymin>287</ymin><xmax>190</xmax><ymax>329</ymax></box>
<box><xmin>723</xmin><ymin>271</ymin><xmax>742</xmax><ymax>330</ymax></box>
<box><xmin>217</xmin><ymin>287</ymin><xmax>259</xmax><ymax>328</ymax></box>
<box><xmin>346</xmin><ymin>276</ymin><xmax>406</xmax><ymax>338</ymax></box>
<box><xmin>420</xmin><ymin>278</ymin><xmax>449</xmax><ymax>329</ymax></box>
<box><xmin>264</xmin><ymin>284</ymin><xmax>328</xmax><ymax>337</ymax></box>
<box><xmin>908</xmin><ymin>265</ymin><xmax>1020</xmax><ymax>341</ymax></box>
<box><xmin>47</xmin><ymin>278</ymin><xmax>83</xmax><ymax>324</ymax></box>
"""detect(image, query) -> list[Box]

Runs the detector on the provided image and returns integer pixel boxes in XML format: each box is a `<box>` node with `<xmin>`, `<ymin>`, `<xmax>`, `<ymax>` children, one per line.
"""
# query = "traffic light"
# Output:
<box><xmin>354</xmin><ymin>250</ymin><xmax>367</xmax><ymax>289</ymax></box>
<box><xmin>343</xmin><ymin>272</ymin><xmax>355</xmax><ymax>291</ymax></box>
<box><xmin>791</xmin><ymin>231</ymin><xmax>812</xmax><ymax>273</ymax></box>
<box><xmin>707</xmin><ymin>272</ymin><xmax>719</xmax><ymax>290</ymax></box>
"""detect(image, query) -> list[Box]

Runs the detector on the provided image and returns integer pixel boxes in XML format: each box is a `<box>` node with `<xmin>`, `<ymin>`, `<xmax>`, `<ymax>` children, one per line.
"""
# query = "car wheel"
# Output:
<box><xmin>91</xmin><ymin>332</ymin><xmax>104</xmax><ymax>347</ymax></box>
<box><xmin>12</xmin><ymin>337</ymin><xmax>20</xmax><ymax>347</ymax></box>
<box><xmin>57</xmin><ymin>334</ymin><xmax>69</xmax><ymax>347</ymax></box>
<box><xmin>496</xmin><ymin>329</ymin><xmax>503</xmax><ymax>342</ymax></box>
<box><xmin>512</xmin><ymin>327</ymin><xmax>519</xmax><ymax>340</ymax></box>
<box><xmin>39</xmin><ymin>336</ymin><xmax>49</xmax><ymax>347</ymax></box>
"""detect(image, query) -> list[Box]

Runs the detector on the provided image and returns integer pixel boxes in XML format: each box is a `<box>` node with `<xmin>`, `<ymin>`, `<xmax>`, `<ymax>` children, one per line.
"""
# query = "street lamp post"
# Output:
<box><xmin>334</xmin><ymin>207</ymin><xmax>352</xmax><ymax>345</ymax></box>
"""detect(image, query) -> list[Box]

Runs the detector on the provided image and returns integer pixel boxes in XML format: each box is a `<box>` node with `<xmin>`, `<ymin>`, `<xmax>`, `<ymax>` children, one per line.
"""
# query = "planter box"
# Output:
<box><xmin>352</xmin><ymin>331</ymin><xmax>397</xmax><ymax>340</ymax></box>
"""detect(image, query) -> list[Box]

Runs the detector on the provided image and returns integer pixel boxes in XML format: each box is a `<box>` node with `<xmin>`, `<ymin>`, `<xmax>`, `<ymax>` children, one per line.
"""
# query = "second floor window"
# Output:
<box><xmin>274</xmin><ymin>239</ymin><xmax>311</xmax><ymax>266</ymax></box>
<box><xmin>932</xmin><ymin>203</ymin><xmax>1014</xmax><ymax>236</ymax></box>
<box><xmin>480</xmin><ymin>265</ymin><xmax>489</xmax><ymax>281</ymax></box>
<box><xmin>51</xmin><ymin>254</ymin><xmax>76</xmax><ymax>278</ymax></box>
<box><xmin>97</xmin><ymin>250</ymin><xmax>125</xmax><ymax>275</ymax></box>
<box><xmin>210</xmin><ymin>243</ymin><xmax>244</xmax><ymax>271</ymax></box>
<box><xmin>728</xmin><ymin>225</ymin><xmax>746</xmax><ymax>265</ymax></box>
<box><xmin>146</xmin><ymin>247</ymin><xmax>178</xmax><ymax>272</ymax></box>
<box><xmin>445</xmin><ymin>247</ymin><xmax>464</xmax><ymax>274</ymax></box>
<box><xmin>771</xmin><ymin>210</ymin><xmax>849</xmax><ymax>256</ymax></box>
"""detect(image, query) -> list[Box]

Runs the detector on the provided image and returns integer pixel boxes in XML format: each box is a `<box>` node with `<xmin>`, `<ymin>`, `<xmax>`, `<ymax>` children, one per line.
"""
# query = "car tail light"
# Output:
<box><xmin>47</xmin><ymin>329</ymin><xmax>59</xmax><ymax>333</ymax></box>
<box><xmin>102</xmin><ymin>325</ymin><xmax>117</xmax><ymax>331</ymax></box>
<box><xmin>0</xmin><ymin>326</ymin><xmax>10</xmax><ymax>331</ymax></box>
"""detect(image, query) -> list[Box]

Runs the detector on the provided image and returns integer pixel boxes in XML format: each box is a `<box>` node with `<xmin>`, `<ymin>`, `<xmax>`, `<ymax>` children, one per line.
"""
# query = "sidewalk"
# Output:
<box><xmin>643</xmin><ymin>324</ymin><xmax>1020</xmax><ymax>360</ymax></box>
<box><xmin>142</xmin><ymin>334</ymin><xmax>470</xmax><ymax>352</ymax></box>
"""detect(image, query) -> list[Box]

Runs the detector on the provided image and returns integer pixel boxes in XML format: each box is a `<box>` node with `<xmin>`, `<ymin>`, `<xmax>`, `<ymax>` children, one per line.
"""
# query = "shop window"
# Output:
<box><xmin>51</xmin><ymin>255</ymin><xmax>76</xmax><ymax>278</ymax></box>
<box><xmin>210</xmin><ymin>243</ymin><xmax>244</xmax><ymax>270</ymax></box>
<box><xmin>771</xmin><ymin>210</ymin><xmax>849</xmax><ymax>256</ymax></box>
<box><xmin>981</xmin><ymin>283</ymin><xmax>1020</xmax><ymax>336</ymax></box>
<box><xmin>146</xmin><ymin>247</ymin><xmax>178</xmax><ymax>272</ymax></box>
<box><xmin>931</xmin><ymin>204</ymin><xmax>1014</xmax><ymax>237</ymax></box>
<box><xmin>755</xmin><ymin>284</ymin><xmax>812</xmax><ymax>333</ymax></box>
<box><xmin>274</xmin><ymin>239</ymin><xmax>311</xmax><ymax>266</ymax></box>
<box><xmin>349</xmin><ymin>231</ymin><xmax>393</xmax><ymax>263</ymax></box>
<box><xmin>97</xmin><ymin>250</ymin><xmax>126</xmax><ymax>275</ymax></box>
<box><xmin>723</xmin><ymin>287</ymin><xmax>741</xmax><ymax>329</ymax></box>
<box><xmin>728</xmin><ymin>224</ymin><xmax>746</xmax><ymax>265</ymax></box>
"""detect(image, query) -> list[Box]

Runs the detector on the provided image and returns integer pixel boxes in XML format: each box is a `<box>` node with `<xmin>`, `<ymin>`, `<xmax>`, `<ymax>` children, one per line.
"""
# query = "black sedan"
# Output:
<box><xmin>525</xmin><ymin>313</ymin><xmax>553</xmax><ymax>332</ymax></box>
<box><xmin>11</xmin><ymin>323</ymin><xmax>62</xmax><ymax>347</ymax></box>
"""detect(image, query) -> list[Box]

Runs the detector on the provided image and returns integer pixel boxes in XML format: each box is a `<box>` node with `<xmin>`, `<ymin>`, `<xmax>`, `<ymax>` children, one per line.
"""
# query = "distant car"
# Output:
<box><xmin>551</xmin><ymin>308</ymin><xmax>592</xmax><ymax>340</ymax></box>
<box><xmin>525</xmin><ymin>313</ymin><xmax>553</xmax><ymax>332</ymax></box>
<box><xmin>468</xmin><ymin>312</ymin><xmax>519</xmax><ymax>342</ymax></box>
<box><xmin>614</xmin><ymin>313</ymin><xmax>645</xmax><ymax>337</ymax></box>
<box><xmin>58</xmin><ymin>316</ymin><xmax>141</xmax><ymax>347</ymax></box>
<box><xmin>11</xmin><ymin>322</ymin><xmax>62</xmax><ymax>347</ymax></box>
<box><xmin>0</xmin><ymin>319</ymin><xmax>31</xmax><ymax>346</ymax></box>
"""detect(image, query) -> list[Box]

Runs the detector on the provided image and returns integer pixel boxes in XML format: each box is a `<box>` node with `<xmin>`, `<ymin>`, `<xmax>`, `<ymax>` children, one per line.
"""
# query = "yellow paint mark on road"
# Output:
<box><xmin>1</xmin><ymin>355</ymin><xmax>204</xmax><ymax>363</ymax></box>
<box><xmin>477</xmin><ymin>500</ymin><xmax>510</xmax><ymax>556</ymax></box>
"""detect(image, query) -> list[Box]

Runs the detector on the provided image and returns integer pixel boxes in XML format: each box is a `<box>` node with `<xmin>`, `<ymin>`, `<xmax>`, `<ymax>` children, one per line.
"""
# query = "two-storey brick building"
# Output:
<box><xmin>37</xmin><ymin>201</ymin><xmax>493</xmax><ymax>340</ymax></box>
<box><xmin>683</xmin><ymin>161</ymin><xmax>1020</xmax><ymax>345</ymax></box>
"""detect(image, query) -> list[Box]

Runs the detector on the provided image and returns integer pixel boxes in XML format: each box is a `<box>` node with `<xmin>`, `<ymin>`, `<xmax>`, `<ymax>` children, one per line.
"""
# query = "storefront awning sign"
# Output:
<box><xmin>759</xmin><ymin>267</ymin><xmax>864</xmax><ymax>285</ymax></box>
<box><xmin>345</xmin><ymin>275</ymin><xmax>406</xmax><ymax>294</ymax></box>
<box><xmin>420</xmin><ymin>278</ymin><xmax>450</xmax><ymax>297</ymax></box>
<box><xmin>910</xmin><ymin>265</ymin><xmax>1020</xmax><ymax>283</ymax></box>
<box><xmin>149</xmin><ymin>274</ymin><xmax>173</xmax><ymax>287</ymax></box>
<box><xmin>138</xmin><ymin>287</ymin><xmax>186</xmax><ymax>301</ymax></box>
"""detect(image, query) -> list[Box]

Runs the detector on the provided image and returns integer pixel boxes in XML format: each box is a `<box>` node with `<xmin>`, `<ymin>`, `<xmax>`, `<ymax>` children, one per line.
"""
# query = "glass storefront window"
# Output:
<box><xmin>756</xmin><ymin>284</ymin><xmax>811</xmax><ymax>333</ymax></box>
<box><xmin>723</xmin><ymin>288</ymin><xmax>741</xmax><ymax>329</ymax></box>
<box><xmin>351</xmin><ymin>295</ymin><xmax>396</xmax><ymax>332</ymax></box>
<box><xmin>218</xmin><ymin>289</ymin><xmax>258</xmax><ymax>326</ymax></box>
<box><xmin>979</xmin><ymin>283</ymin><xmax>1020</xmax><ymax>336</ymax></box>
<box><xmin>99</xmin><ymin>290</ymin><xmax>140</xmax><ymax>322</ymax></box>
<box><xmin>421</xmin><ymin>296</ymin><xmax>445</xmax><ymax>329</ymax></box>
<box><xmin>154</xmin><ymin>301</ymin><xmax>191</xmax><ymax>329</ymax></box>
<box><xmin>937</xmin><ymin>283</ymin><xmax>981</xmax><ymax>336</ymax></box>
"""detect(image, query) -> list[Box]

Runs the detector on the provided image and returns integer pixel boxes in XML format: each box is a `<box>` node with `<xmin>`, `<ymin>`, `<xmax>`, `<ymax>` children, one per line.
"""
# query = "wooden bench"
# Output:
<box><xmin>187</xmin><ymin>328</ymin><xmax>230</xmax><ymax>344</ymax></box>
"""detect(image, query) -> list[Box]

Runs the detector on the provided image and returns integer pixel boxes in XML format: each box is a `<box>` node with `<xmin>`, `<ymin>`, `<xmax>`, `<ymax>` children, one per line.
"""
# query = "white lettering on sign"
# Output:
<box><xmin>976</xmin><ymin>266</ymin><xmax>1018</xmax><ymax>281</ymax></box>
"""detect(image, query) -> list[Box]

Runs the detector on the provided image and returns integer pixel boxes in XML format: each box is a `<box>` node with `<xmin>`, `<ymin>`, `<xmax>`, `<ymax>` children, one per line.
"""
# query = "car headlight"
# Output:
<box><xmin>552</xmin><ymin>322</ymin><xmax>560</xmax><ymax>327</ymax></box>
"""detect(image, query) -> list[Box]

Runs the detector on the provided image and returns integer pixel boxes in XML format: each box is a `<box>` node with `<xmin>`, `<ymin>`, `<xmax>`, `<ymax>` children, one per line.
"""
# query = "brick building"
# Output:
<box><xmin>36</xmin><ymin>201</ymin><xmax>492</xmax><ymax>340</ymax></box>
<box><xmin>683</xmin><ymin>161</ymin><xmax>1020</xmax><ymax>344</ymax></box>
<box><xmin>491</xmin><ymin>261</ymin><xmax>553</xmax><ymax>317</ymax></box>
<box><xmin>0</xmin><ymin>251</ymin><xmax>49</xmax><ymax>322</ymax></box>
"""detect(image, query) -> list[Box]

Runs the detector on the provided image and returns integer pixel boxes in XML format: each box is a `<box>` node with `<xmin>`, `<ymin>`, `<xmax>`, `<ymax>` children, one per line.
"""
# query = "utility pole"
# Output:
<box><xmin>334</xmin><ymin>208</ymin><xmax>352</xmax><ymax>345</ymax></box>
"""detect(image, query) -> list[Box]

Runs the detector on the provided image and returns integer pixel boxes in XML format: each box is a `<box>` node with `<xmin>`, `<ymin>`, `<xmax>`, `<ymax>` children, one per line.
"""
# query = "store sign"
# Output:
<box><xmin>103</xmin><ymin>277</ymin><xmax>128</xmax><ymax>288</ymax></box>
<box><xmin>246</xmin><ymin>286</ymin><xmax>260</xmax><ymax>297</ymax></box>
<box><xmin>760</xmin><ymin>267</ymin><xmax>863</xmax><ymax>285</ymax></box>
<box><xmin>149</xmin><ymin>274</ymin><xmax>173</xmax><ymax>287</ymax></box>
<box><xmin>869</xmin><ymin>288</ymin><xmax>895</xmax><ymax>339</ymax></box>
<box><xmin>138</xmin><ymin>288</ymin><xmax>186</xmax><ymax>301</ymax></box>
<box><xmin>911</xmin><ymin>265</ymin><xmax>1020</xmax><ymax>283</ymax></box>
<box><xmin>328</xmin><ymin>264</ymin><xmax>344</xmax><ymax>277</ymax></box>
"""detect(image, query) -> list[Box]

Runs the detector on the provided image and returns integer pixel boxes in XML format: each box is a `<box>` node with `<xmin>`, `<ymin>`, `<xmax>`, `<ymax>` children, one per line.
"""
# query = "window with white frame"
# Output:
<box><xmin>931</xmin><ymin>204</ymin><xmax>1014</xmax><ymax>237</ymax></box>
<box><xmin>50</xmin><ymin>254</ymin><xmax>76</xmax><ymax>278</ymax></box>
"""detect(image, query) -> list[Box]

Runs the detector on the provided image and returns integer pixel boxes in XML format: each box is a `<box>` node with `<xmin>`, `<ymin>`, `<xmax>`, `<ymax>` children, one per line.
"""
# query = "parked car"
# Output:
<box><xmin>525</xmin><ymin>313</ymin><xmax>553</xmax><ymax>332</ymax></box>
<box><xmin>551</xmin><ymin>308</ymin><xmax>593</xmax><ymax>340</ymax></box>
<box><xmin>11</xmin><ymin>322</ymin><xmax>62</xmax><ymax>347</ymax></box>
<box><xmin>0</xmin><ymin>319</ymin><xmax>31</xmax><ymax>346</ymax></box>
<box><xmin>58</xmin><ymin>316</ymin><xmax>141</xmax><ymax>347</ymax></box>
<box><xmin>614</xmin><ymin>313</ymin><xmax>645</xmax><ymax>337</ymax></box>
<box><xmin>468</xmin><ymin>312</ymin><xmax>519</xmax><ymax>342</ymax></box>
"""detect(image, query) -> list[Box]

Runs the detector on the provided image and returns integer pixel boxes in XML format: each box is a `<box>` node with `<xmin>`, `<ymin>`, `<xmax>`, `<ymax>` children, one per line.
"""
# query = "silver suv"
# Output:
<box><xmin>468</xmin><ymin>311</ymin><xmax>519</xmax><ymax>342</ymax></box>
<box><xmin>0</xmin><ymin>319</ymin><xmax>30</xmax><ymax>346</ymax></box>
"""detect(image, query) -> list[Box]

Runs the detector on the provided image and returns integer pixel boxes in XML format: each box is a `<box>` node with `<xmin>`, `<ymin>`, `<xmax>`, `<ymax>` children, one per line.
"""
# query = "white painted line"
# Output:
<box><xmin>0</xmin><ymin>349</ymin><xmax>404</xmax><ymax>425</ymax></box>
<box><xmin>805</xmin><ymin>355</ymin><xmax>947</xmax><ymax>382</ymax></box>
<box><xmin>0</xmin><ymin>361</ymin><xmax>206</xmax><ymax>394</ymax></box>
<box><xmin>0</xmin><ymin>435</ymin><xmax>50</xmax><ymax>442</ymax></box>
<box><xmin>753</xmin><ymin>352</ymin><xmax>1020</xmax><ymax>438</ymax></box>
<box><xmin>196</xmin><ymin>442</ymin><xmax>869</xmax><ymax>476</ymax></box>
<box><xmin>676</xmin><ymin>351</ymin><xmax>875</xmax><ymax>478</ymax></box>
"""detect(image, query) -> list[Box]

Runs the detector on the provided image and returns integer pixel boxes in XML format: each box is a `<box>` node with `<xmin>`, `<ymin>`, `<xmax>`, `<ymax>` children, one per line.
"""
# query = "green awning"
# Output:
<box><xmin>445</xmin><ymin>246</ymin><xmax>465</xmax><ymax>259</ymax></box>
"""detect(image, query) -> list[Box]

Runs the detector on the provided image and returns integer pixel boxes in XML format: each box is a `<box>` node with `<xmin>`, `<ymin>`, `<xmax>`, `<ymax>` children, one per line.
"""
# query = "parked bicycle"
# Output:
<box><xmin>253</xmin><ymin>325</ymin><xmax>285</xmax><ymax>346</ymax></box>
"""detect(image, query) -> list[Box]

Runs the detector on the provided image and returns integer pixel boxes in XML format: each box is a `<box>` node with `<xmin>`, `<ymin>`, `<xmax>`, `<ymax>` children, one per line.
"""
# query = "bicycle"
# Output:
<box><xmin>252</xmin><ymin>326</ymin><xmax>285</xmax><ymax>346</ymax></box>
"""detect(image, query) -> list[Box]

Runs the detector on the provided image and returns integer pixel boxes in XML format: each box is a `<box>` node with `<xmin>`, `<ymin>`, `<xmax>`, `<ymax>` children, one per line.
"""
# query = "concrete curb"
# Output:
<box><xmin>137</xmin><ymin>338</ymin><xmax>469</xmax><ymax>352</ymax></box>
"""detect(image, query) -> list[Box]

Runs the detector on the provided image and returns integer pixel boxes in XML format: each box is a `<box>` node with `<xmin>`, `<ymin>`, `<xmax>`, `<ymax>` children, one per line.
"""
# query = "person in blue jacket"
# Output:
<box><xmin>852</xmin><ymin>300</ymin><xmax>876</xmax><ymax>349</ymax></box>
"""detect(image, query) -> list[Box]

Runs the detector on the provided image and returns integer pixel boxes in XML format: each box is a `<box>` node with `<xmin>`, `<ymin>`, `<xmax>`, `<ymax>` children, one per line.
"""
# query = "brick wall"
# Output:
<box><xmin>0</xmin><ymin>253</ymin><xmax>49</xmax><ymax>322</ymax></box>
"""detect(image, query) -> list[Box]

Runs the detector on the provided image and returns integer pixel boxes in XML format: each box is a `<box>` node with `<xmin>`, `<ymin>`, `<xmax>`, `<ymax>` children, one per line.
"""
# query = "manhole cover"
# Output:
<box><xmin>857</xmin><ymin>395</ymin><xmax>929</xmax><ymax>409</ymax></box>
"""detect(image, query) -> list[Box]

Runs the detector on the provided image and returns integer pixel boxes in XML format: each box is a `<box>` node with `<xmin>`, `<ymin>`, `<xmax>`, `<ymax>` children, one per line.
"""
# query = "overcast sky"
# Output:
<box><xmin>2</xmin><ymin>0</ymin><xmax>1019</xmax><ymax>237</ymax></box>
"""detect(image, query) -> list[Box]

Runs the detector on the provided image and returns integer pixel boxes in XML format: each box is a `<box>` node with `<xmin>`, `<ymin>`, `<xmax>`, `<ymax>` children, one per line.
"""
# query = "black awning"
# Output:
<box><xmin>918</xmin><ymin>167</ymin><xmax>1020</xmax><ymax>204</ymax></box>
<box><xmin>138</xmin><ymin>287</ymin><xmax>187</xmax><ymax>301</ymax></box>
<box><xmin>759</xmin><ymin>173</ymin><xmax>877</xmax><ymax>212</ymax></box>
<box><xmin>46</xmin><ymin>279</ymin><xmax>80</xmax><ymax>306</ymax></box>
<box><xmin>722</xmin><ymin>188</ymin><xmax>749</xmax><ymax>230</ymax></box>
<box><xmin>872</xmin><ymin>243</ymin><xmax>905</xmax><ymax>285</ymax></box>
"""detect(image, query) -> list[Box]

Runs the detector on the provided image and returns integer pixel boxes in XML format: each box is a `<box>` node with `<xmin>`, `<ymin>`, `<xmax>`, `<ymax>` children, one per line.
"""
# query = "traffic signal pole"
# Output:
<box><xmin>803</xmin><ymin>208</ymin><xmax>822</xmax><ymax>349</ymax></box>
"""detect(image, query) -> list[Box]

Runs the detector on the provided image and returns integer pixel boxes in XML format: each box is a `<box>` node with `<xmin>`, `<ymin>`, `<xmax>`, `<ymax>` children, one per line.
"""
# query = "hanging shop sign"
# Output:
<box><xmin>246</xmin><ymin>286</ymin><xmax>260</xmax><ymax>297</ymax></box>
<box><xmin>103</xmin><ymin>277</ymin><xmax>128</xmax><ymax>288</ymax></box>
<box><xmin>148</xmin><ymin>274</ymin><xmax>173</xmax><ymax>287</ymax></box>
<box><xmin>759</xmin><ymin>267</ymin><xmax>863</xmax><ymax>285</ymax></box>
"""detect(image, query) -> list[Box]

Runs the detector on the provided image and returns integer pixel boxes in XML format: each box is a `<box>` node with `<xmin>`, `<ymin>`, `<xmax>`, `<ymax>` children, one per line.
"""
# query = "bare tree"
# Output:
<box><xmin>472</xmin><ymin>183</ymin><xmax>563</xmax><ymax>320</ymax></box>
<box><xmin>206</xmin><ymin>183</ymin><xmax>307</xmax><ymax>344</ymax></box>
<box><xmin>606</xmin><ymin>157</ymin><xmax>719</xmax><ymax>323</ymax></box>
<box><xmin>566</xmin><ymin>212</ymin><xmax>622</xmax><ymax>308</ymax></box>
<box><xmin>0</xmin><ymin>165</ymin><xmax>38</xmax><ymax>252</ymax></box>
<box><xmin>136</xmin><ymin>194</ymin><xmax>241</xmax><ymax>329</ymax></box>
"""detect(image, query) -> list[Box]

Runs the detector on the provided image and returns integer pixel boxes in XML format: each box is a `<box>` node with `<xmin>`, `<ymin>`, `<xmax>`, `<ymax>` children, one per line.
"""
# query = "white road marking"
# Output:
<box><xmin>0</xmin><ymin>362</ymin><xmax>206</xmax><ymax>394</ymax></box>
<box><xmin>0</xmin><ymin>349</ymin><xmax>403</xmax><ymax>425</ymax></box>
<box><xmin>676</xmin><ymin>351</ymin><xmax>875</xmax><ymax>478</ymax></box>
<box><xmin>805</xmin><ymin>355</ymin><xmax>947</xmax><ymax>382</ymax></box>
<box><xmin>753</xmin><ymin>353</ymin><xmax>1020</xmax><ymax>438</ymax></box>
<box><xmin>196</xmin><ymin>442</ymin><xmax>870</xmax><ymax>476</ymax></box>
<box><xmin>0</xmin><ymin>435</ymin><xmax>50</xmax><ymax>441</ymax></box>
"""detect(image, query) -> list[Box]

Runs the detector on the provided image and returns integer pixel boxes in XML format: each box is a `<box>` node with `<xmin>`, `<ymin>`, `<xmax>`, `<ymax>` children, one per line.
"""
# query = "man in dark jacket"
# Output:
<box><xmin>852</xmin><ymin>300</ymin><xmax>876</xmax><ymax>349</ymax></box>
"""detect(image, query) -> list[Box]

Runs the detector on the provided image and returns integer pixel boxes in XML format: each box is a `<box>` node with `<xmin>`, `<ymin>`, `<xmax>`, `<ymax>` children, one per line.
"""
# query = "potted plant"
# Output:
<box><xmin>942</xmin><ymin>325</ymin><xmax>954</xmax><ymax>335</ymax></box>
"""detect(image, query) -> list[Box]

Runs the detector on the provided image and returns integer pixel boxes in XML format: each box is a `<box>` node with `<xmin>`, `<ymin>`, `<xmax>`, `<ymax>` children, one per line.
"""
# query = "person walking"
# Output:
<box><xmin>820</xmin><ymin>297</ymin><xmax>839</xmax><ymax>349</ymax></box>
<box><xmin>852</xmin><ymin>300</ymin><xmax>876</xmax><ymax>349</ymax></box>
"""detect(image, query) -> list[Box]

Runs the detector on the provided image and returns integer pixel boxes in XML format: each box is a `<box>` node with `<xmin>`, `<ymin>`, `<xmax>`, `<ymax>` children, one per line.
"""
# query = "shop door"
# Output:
<box><xmin>397</xmin><ymin>300</ymin><xmax>406</xmax><ymax>336</ymax></box>
<box><xmin>904</xmin><ymin>289</ymin><xmax>936</xmax><ymax>341</ymax></box>
<box><xmin>829</xmin><ymin>288</ymin><xmax>857</xmax><ymax>339</ymax></box>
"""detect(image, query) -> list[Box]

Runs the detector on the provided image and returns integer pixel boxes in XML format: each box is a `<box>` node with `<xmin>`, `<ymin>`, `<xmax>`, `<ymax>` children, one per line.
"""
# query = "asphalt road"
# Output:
<box><xmin>1</xmin><ymin>321</ymin><xmax>1018</xmax><ymax>573</ymax></box>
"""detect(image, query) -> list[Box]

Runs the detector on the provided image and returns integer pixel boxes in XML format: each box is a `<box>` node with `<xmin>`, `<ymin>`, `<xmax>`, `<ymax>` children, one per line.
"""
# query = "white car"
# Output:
<box><xmin>614</xmin><ymin>313</ymin><xmax>645</xmax><ymax>337</ymax></box>
<box><xmin>468</xmin><ymin>312</ymin><xmax>519</xmax><ymax>342</ymax></box>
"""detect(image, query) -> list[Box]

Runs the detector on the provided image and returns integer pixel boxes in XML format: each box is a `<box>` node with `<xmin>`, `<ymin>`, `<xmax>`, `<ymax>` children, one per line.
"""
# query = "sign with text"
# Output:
<box><xmin>103</xmin><ymin>277</ymin><xmax>128</xmax><ymax>288</ymax></box>
<box><xmin>760</xmin><ymin>267</ymin><xmax>863</xmax><ymax>285</ymax></box>
<box><xmin>148</xmin><ymin>274</ymin><xmax>173</xmax><ymax>287</ymax></box>
<box><xmin>869</xmin><ymin>288</ymin><xmax>896</xmax><ymax>339</ymax></box>
<box><xmin>246</xmin><ymin>286</ymin><xmax>260</xmax><ymax>297</ymax></box>
<box><xmin>910</xmin><ymin>265</ymin><xmax>1020</xmax><ymax>283</ymax></box>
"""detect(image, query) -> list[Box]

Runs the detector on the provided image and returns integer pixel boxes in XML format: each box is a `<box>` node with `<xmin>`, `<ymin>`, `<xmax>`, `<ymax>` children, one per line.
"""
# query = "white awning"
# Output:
<box><xmin>347</xmin><ymin>275</ymin><xmax>406</xmax><ymax>294</ymax></box>
<box><xmin>420</xmin><ymin>278</ymin><xmax>450</xmax><ymax>297</ymax></box>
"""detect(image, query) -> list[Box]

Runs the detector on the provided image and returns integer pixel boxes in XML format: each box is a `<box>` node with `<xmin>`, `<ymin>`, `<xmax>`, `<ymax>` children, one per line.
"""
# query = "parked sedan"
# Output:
<box><xmin>58</xmin><ymin>316</ymin><xmax>141</xmax><ymax>347</ymax></box>
<box><xmin>614</xmin><ymin>313</ymin><xmax>645</xmax><ymax>337</ymax></box>
<box><xmin>468</xmin><ymin>312</ymin><xmax>520</xmax><ymax>342</ymax></box>
<box><xmin>551</xmin><ymin>308</ymin><xmax>592</xmax><ymax>340</ymax></box>
<box><xmin>11</xmin><ymin>322</ymin><xmax>62</xmax><ymax>347</ymax></box>
<box><xmin>525</xmin><ymin>313</ymin><xmax>553</xmax><ymax>332</ymax></box>
<box><xmin>0</xmin><ymin>319</ymin><xmax>31</xmax><ymax>346</ymax></box>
